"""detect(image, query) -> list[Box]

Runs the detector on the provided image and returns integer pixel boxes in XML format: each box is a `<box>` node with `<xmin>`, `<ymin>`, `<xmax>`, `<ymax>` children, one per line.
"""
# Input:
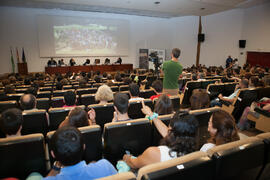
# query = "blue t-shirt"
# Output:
<box><xmin>43</xmin><ymin>159</ymin><xmax>117</xmax><ymax>180</ymax></box>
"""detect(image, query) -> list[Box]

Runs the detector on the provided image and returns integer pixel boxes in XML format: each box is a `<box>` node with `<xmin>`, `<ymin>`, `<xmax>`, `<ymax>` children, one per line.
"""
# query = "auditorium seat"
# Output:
<box><xmin>80</xmin><ymin>94</ymin><xmax>97</xmax><ymax>106</ymax></box>
<box><xmin>256</xmin><ymin>132</ymin><xmax>270</xmax><ymax>180</ymax></box>
<box><xmin>207</xmin><ymin>137</ymin><xmax>264</xmax><ymax>180</ymax></box>
<box><xmin>15</xmin><ymin>88</ymin><xmax>27</xmax><ymax>94</ymax></box>
<box><xmin>0</xmin><ymin>100</ymin><xmax>18</xmax><ymax>113</ymax></box>
<box><xmin>39</xmin><ymin>87</ymin><xmax>52</xmax><ymax>92</ymax></box>
<box><xmin>97</xmin><ymin>172</ymin><xmax>136</xmax><ymax>180</ymax></box>
<box><xmin>139</xmin><ymin>89</ymin><xmax>156</xmax><ymax>99</ymax></box>
<box><xmin>137</xmin><ymin>151</ymin><xmax>215</xmax><ymax>180</ymax></box>
<box><xmin>170</xmin><ymin>95</ymin><xmax>180</xmax><ymax>111</ymax></box>
<box><xmin>201</xmin><ymin>80</ymin><xmax>219</xmax><ymax>89</ymax></box>
<box><xmin>119</xmin><ymin>85</ymin><xmax>129</xmax><ymax>91</ymax></box>
<box><xmin>76</xmin><ymin>88</ymin><xmax>97</xmax><ymax>96</ymax></box>
<box><xmin>181</xmin><ymin>81</ymin><xmax>202</xmax><ymax>106</ymax></box>
<box><xmin>6</xmin><ymin>93</ymin><xmax>24</xmax><ymax>102</ymax></box>
<box><xmin>51</xmin><ymin>96</ymin><xmax>64</xmax><ymax>108</ymax></box>
<box><xmin>247</xmin><ymin>107</ymin><xmax>270</xmax><ymax>132</ymax></box>
<box><xmin>207</xmin><ymin>84</ymin><xmax>225</xmax><ymax>100</ymax></box>
<box><xmin>47</xmin><ymin>125</ymin><xmax>102</xmax><ymax>165</ymax></box>
<box><xmin>189</xmin><ymin>107</ymin><xmax>220</xmax><ymax>148</ymax></box>
<box><xmin>53</xmin><ymin>90</ymin><xmax>71</xmax><ymax>97</ymax></box>
<box><xmin>110</xmin><ymin>86</ymin><xmax>119</xmax><ymax>92</ymax></box>
<box><xmin>88</xmin><ymin>103</ymin><xmax>115</xmax><ymax>131</ymax></box>
<box><xmin>103</xmin><ymin>118</ymin><xmax>152</xmax><ymax>165</ymax></box>
<box><xmin>128</xmin><ymin>99</ymin><xmax>153</xmax><ymax>119</ymax></box>
<box><xmin>93</xmin><ymin>83</ymin><xmax>104</xmax><ymax>88</ymax></box>
<box><xmin>256</xmin><ymin>86</ymin><xmax>270</xmax><ymax>100</ymax></box>
<box><xmin>21</xmin><ymin>109</ymin><xmax>48</xmax><ymax>135</ymax></box>
<box><xmin>37</xmin><ymin>91</ymin><xmax>51</xmax><ymax>99</ymax></box>
<box><xmin>48</xmin><ymin>106</ymin><xmax>85</xmax><ymax>131</ymax></box>
<box><xmin>36</xmin><ymin>98</ymin><xmax>50</xmax><ymax>111</ymax></box>
<box><xmin>15</xmin><ymin>85</ymin><xmax>31</xmax><ymax>89</ymax></box>
<box><xmin>223</xmin><ymin>83</ymin><xmax>238</xmax><ymax>96</ymax></box>
<box><xmin>0</xmin><ymin>134</ymin><xmax>47</xmax><ymax>179</ymax></box>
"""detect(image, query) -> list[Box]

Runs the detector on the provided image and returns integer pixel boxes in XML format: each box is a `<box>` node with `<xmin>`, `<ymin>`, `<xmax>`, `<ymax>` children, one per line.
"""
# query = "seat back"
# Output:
<box><xmin>97</xmin><ymin>172</ymin><xmax>136</xmax><ymax>180</ymax></box>
<box><xmin>232</xmin><ymin>89</ymin><xmax>258</xmax><ymax>121</ymax></box>
<box><xmin>0</xmin><ymin>100</ymin><xmax>18</xmax><ymax>113</ymax></box>
<box><xmin>80</xmin><ymin>94</ymin><xmax>97</xmax><ymax>106</ymax></box>
<box><xmin>128</xmin><ymin>99</ymin><xmax>153</xmax><ymax>119</ymax></box>
<box><xmin>104</xmin><ymin>119</ymin><xmax>152</xmax><ymax>165</ymax></box>
<box><xmin>256</xmin><ymin>133</ymin><xmax>270</xmax><ymax>180</ymax></box>
<box><xmin>36</xmin><ymin>98</ymin><xmax>50</xmax><ymax>111</ymax></box>
<box><xmin>223</xmin><ymin>83</ymin><xmax>237</xmax><ymax>96</ymax></box>
<box><xmin>47</xmin><ymin>125</ymin><xmax>102</xmax><ymax>165</ymax></box>
<box><xmin>207</xmin><ymin>84</ymin><xmax>225</xmax><ymax>100</ymax></box>
<box><xmin>137</xmin><ymin>151</ymin><xmax>215</xmax><ymax>180</ymax></box>
<box><xmin>181</xmin><ymin>81</ymin><xmax>201</xmax><ymax>106</ymax></box>
<box><xmin>190</xmin><ymin>107</ymin><xmax>221</xmax><ymax>149</ymax></box>
<box><xmin>48</xmin><ymin>106</ymin><xmax>85</xmax><ymax>131</ymax></box>
<box><xmin>208</xmin><ymin>137</ymin><xmax>264</xmax><ymax>180</ymax></box>
<box><xmin>0</xmin><ymin>134</ymin><xmax>47</xmax><ymax>179</ymax></box>
<box><xmin>51</xmin><ymin>96</ymin><xmax>64</xmax><ymax>108</ymax></box>
<box><xmin>21</xmin><ymin>110</ymin><xmax>48</xmax><ymax>135</ymax></box>
<box><xmin>139</xmin><ymin>90</ymin><xmax>156</xmax><ymax>99</ymax></box>
<box><xmin>39</xmin><ymin>87</ymin><xmax>52</xmax><ymax>92</ymax></box>
<box><xmin>257</xmin><ymin>87</ymin><xmax>270</xmax><ymax>100</ymax></box>
<box><xmin>170</xmin><ymin>95</ymin><xmax>180</xmax><ymax>111</ymax></box>
<box><xmin>6</xmin><ymin>93</ymin><xmax>23</xmax><ymax>102</ymax></box>
<box><xmin>110</xmin><ymin>86</ymin><xmax>119</xmax><ymax>92</ymax></box>
<box><xmin>37</xmin><ymin>91</ymin><xmax>51</xmax><ymax>99</ymax></box>
<box><xmin>201</xmin><ymin>80</ymin><xmax>218</xmax><ymax>89</ymax></box>
<box><xmin>89</xmin><ymin>103</ymin><xmax>115</xmax><ymax>131</ymax></box>
<box><xmin>120</xmin><ymin>85</ymin><xmax>129</xmax><ymax>91</ymax></box>
<box><xmin>53</xmin><ymin>90</ymin><xmax>70</xmax><ymax>97</ymax></box>
<box><xmin>76</xmin><ymin>88</ymin><xmax>97</xmax><ymax>96</ymax></box>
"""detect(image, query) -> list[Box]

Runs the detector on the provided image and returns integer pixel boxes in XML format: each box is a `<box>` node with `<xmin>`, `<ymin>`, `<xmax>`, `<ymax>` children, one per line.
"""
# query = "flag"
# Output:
<box><xmin>10</xmin><ymin>48</ymin><xmax>15</xmax><ymax>73</ymax></box>
<box><xmin>16</xmin><ymin>47</ymin><xmax>20</xmax><ymax>63</ymax></box>
<box><xmin>22</xmin><ymin>48</ymin><xmax>26</xmax><ymax>63</ymax></box>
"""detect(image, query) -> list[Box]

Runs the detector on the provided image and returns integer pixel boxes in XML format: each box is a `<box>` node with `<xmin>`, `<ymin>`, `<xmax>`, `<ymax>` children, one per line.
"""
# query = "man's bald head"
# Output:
<box><xmin>20</xmin><ymin>94</ymin><xmax>36</xmax><ymax>110</ymax></box>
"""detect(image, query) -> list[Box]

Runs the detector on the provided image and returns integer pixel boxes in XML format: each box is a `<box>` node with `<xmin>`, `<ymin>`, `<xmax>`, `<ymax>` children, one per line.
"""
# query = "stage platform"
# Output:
<box><xmin>45</xmin><ymin>64</ymin><xmax>133</xmax><ymax>75</ymax></box>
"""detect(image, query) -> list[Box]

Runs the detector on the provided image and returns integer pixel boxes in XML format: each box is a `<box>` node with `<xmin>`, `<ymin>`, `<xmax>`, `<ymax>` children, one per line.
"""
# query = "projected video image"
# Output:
<box><xmin>54</xmin><ymin>24</ymin><xmax>118</xmax><ymax>55</ymax></box>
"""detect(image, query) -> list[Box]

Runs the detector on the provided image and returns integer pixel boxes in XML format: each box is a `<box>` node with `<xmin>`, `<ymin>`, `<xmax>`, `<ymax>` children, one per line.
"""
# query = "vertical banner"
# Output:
<box><xmin>139</xmin><ymin>49</ymin><xmax>149</xmax><ymax>69</ymax></box>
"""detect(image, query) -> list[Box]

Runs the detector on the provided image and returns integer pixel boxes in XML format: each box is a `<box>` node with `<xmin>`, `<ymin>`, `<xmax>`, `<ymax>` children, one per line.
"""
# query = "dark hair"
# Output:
<box><xmin>24</xmin><ymin>78</ymin><xmax>31</xmax><ymax>85</ymax></box>
<box><xmin>115</xmin><ymin>73</ymin><xmax>122</xmax><ymax>82</ymax></box>
<box><xmin>191</xmin><ymin>73</ymin><xmax>197</xmax><ymax>81</ymax></box>
<box><xmin>154</xmin><ymin>95</ymin><xmax>173</xmax><ymax>115</ymax></box>
<box><xmin>151</xmin><ymin>80</ymin><xmax>163</xmax><ymax>93</ymax></box>
<box><xmin>0</xmin><ymin>108</ymin><xmax>23</xmax><ymax>135</ymax></box>
<box><xmin>129</xmin><ymin>83</ymin><xmax>140</xmax><ymax>97</ymax></box>
<box><xmin>190</xmin><ymin>89</ymin><xmax>210</xmax><ymax>110</ymax></box>
<box><xmin>26</xmin><ymin>87</ymin><xmax>38</xmax><ymax>96</ymax></box>
<box><xmin>20</xmin><ymin>94</ymin><xmax>36</xmax><ymax>110</ymax></box>
<box><xmin>250</xmin><ymin>76</ymin><xmax>260</xmax><ymax>87</ymax></box>
<box><xmin>103</xmin><ymin>72</ymin><xmax>108</xmax><ymax>78</ymax></box>
<box><xmin>64</xmin><ymin>91</ymin><xmax>76</xmax><ymax>106</ymax></box>
<box><xmin>94</xmin><ymin>75</ymin><xmax>102</xmax><ymax>83</ymax></box>
<box><xmin>123</xmin><ymin>77</ymin><xmax>132</xmax><ymax>85</ymax></box>
<box><xmin>2</xmin><ymin>79</ymin><xmax>10</xmax><ymax>86</ymax></box>
<box><xmin>67</xmin><ymin>107</ymin><xmax>89</xmax><ymax>127</ymax></box>
<box><xmin>172</xmin><ymin>48</ymin><xmax>181</xmax><ymax>58</ymax></box>
<box><xmin>96</xmin><ymin>71</ymin><xmax>100</xmax><ymax>76</ymax></box>
<box><xmin>161</xmin><ymin>112</ymin><xmax>198</xmax><ymax>156</ymax></box>
<box><xmin>4</xmin><ymin>85</ymin><xmax>15</xmax><ymax>94</ymax></box>
<box><xmin>51</xmin><ymin>126</ymin><xmax>84</xmax><ymax>166</ymax></box>
<box><xmin>55</xmin><ymin>82</ymin><xmax>63</xmax><ymax>90</ymax></box>
<box><xmin>209</xmin><ymin>110</ymin><xmax>239</xmax><ymax>145</ymax></box>
<box><xmin>79</xmin><ymin>79</ymin><xmax>87</xmax><ymax>88</ymax></box>
<box><xmin>240</xmin><ymin>78</ymin><xmax>249</xmax><ymax>88</ymax></box>
<box><xmin>114</xmin><ymin>93</ymin><xmax>129</xmax><ymax>114</ymax></box>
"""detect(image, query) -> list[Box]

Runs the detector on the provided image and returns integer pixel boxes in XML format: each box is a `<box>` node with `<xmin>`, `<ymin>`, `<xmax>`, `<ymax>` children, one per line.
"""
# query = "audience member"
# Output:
<box><xmin>20</xmin><ymin>94</ymin><xmax>38</xmax><ymax>111</ymax></box>
<box><xmin>4</xmin><ymin>85</ymin><xmax>15</xmax><ymax>94</ymax></box>
<box><xmin>63</xmin><ymin>91</ymin><xmax>77</xmax><ymax>107</ymax></box>
<box><xmin>150</xmin><ymin>80</ymin><xmax>166</xmax><ymax>101</ymax></box>
<box><xmin>95</xmin><ymin>85</ymin><xmax>113</xmax><ymax>105</ymax></box>
<box><xmin>190</xmin><ymin>89</ymin><xmax>210</xmax><ymax>110</ymax></box>
<box><xmin>129</xmin><ymin>83</ymin><xmax>144</xmax><ymax>102</ymax></box>
<box><xmin>55</xmin><ymin>82</ymin><xmax>63</xmax><ymax>90</ymax></box>
<box><xmin>153</xmin><ymin>95</ymin><xmax>173</xmax><ymax>115</ymax></box>
<box><xmin>112</xmin><ymin>93</ymin><xmax>131</xmax><ymax>122</ymax></box>
<box><xmin>0</xmin><ymin>108</ymin><xmax>23</xmax><ymax>138</ymax></box>
<box><xmin>123</xmin><ymin>110</ymin><xmax>198</xmax><ymax>169</ymax></box>
<box><xmin>200</xmin><ymin>110</ymin><xmax>240</xmax><ymax>152</ymax></box>
<box><xmin>42</xmin><ymin>126</ymin><xmax>117</xmax><ymax>179</ymax></box>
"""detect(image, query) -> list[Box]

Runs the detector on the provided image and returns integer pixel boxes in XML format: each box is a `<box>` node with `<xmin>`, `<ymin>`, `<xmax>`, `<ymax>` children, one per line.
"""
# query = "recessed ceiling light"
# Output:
<box><xmin>154</xmin><ymin>1</ymin><xmax>160</xmax><ymax>5</ymax></box>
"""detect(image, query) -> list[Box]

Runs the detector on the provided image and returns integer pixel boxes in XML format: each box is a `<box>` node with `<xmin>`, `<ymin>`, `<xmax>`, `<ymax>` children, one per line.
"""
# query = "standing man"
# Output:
<box><xmin>161</xmin><ymin>48</ymin><xmax>183</xmax><ymax>96</ymax></box>
<box><xmin>226</xmin><ymin>55</ymin><xmax>233</xmax><ymax>68</ymax></box>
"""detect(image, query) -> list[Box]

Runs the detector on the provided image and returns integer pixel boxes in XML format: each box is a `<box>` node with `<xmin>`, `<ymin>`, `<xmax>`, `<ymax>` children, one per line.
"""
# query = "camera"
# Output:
<box><xmin>149</xmin><ymin>51</ymin><xmax>162</xmax><ymax>76</ymax></box>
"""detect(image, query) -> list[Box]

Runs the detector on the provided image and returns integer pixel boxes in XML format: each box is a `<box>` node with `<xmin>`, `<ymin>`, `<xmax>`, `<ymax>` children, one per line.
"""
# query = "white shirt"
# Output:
<box><xmin>158</xmin><ymin>146</ymin><xmax>178</xmax><ymax>162</ymax></box>
<box><xmin>200</xmin><ymin>143</ymin><xmax>216</xmax><ymax>152</ymax></box>
<box><xmin>128</xmin><ymin>97</ymin><xmax>144</xmax><ymax>102</ymax></box>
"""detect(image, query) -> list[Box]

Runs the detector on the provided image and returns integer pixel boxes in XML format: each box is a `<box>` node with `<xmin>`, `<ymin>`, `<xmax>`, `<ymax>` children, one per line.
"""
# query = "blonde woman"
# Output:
<box><xmin>95</xmin><ymin>84</ymin><xmax>114</xmax><ymax>105</ymax></box>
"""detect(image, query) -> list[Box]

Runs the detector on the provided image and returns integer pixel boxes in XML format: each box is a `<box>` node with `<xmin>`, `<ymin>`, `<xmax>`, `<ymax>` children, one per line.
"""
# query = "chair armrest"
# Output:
<box><xmin>219</xmin><ymin>99</ymin><xmax>232</xmax><ymax>107</ymax></box>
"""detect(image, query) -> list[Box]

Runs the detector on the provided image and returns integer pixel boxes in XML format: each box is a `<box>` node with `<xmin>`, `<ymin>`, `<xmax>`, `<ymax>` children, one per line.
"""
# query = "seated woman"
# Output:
<box><xmin>59</xmin><ymin>107</ymin><xmax>96</xmax><ymax>128</ymax></box>
<box><xmin>200</xmin><ymin>110</ymin><xmax>240</xmax><ymax>152</ymax></box>
<box><xmin>153</xmin><ymin>94</ymin><xmax>173</xmax><ymax>116</ymax></box>
<box><xmin>123</xmin><ymin>105</ymin><xmax>198</xmax><ymax>169</ymax></box>
<box><xmin>95</xmin><ymin>85</ymin><xmax>114</xmax><ymax>105</ymax></box>
<box><xmin>190</xmin><ymin>89</ymin><xmax>210</xmax><ymax>110</ymax></box>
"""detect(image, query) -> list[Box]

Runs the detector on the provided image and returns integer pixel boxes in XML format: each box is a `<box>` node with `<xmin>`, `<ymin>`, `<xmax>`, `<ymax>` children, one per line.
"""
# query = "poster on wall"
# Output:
<box><xmin>139</xmin><ymin>49</ymin><xmax>165</xmax><ymax>70</ymax></box>
<box><xmin>139</xmin><ymin>49</ymin><xmax>149</xmax><ymax>69</ymax></box>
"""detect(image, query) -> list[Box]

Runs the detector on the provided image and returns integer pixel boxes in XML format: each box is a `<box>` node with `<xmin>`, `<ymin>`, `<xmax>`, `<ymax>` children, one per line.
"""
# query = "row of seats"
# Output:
<box><xmin>0</xmin><ymin>97</ymin><xmax>180</xmax><ymax>136</ymax></box>
<box><xmin>206</xmin><ymin>82</ymin><xmax>238</xmax><ymax>100</ymax></box>
<box><xmin>98</xmin><ymin>132</ymin><xmax>270</xmax><ymax>180</ymax></box>
<box><xmin>0</xmin><ymin>107</ymin><xmax>219</xmax><ymax>179</ymax></box>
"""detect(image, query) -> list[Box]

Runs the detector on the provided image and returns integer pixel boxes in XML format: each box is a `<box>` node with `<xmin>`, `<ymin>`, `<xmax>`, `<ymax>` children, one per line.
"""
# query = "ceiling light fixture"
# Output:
<box><xmin>154</xmin><ymin>1</ymin><xmax>160</xmax><ymax>5</ymax></box>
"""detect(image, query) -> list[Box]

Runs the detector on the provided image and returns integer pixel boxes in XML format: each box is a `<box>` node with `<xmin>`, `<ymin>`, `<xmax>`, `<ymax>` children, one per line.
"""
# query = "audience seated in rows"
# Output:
<box><xmin>200</xmin><ymin>110</ymin><xmax>240</xmax><ymax>152</ymax></box>
<box><xmin>190</xmin><ymin>89</ymin><xmax>210</xmax><ymax>110</ymax></box>
<box><xmin>0</xmin><ymin>108</ymin><xmax>23</xmax><ymax>138</ymax></box>
<box><xmin>210</xmin><ymin>78</ymin><xmax>249</xmax><ymax>107</ymax></box>
<box><xmin>20</xmin><ymin>94</ymin><xmax>38</xmax><ymax>112</ymax></box>
<box><xmin>153</xmin><ymin>94</ymin><xmax>173</xmax><ymax>116</ymax></box>
<box><xmin>63</xmin><ymin>91</ymin><xmax>77</xmax><ymax>108</ymax></box>
<box><xmin>95</xmin><ymin>85</ymin><xmax>113</xmax><ymax>105</ymax></box>
<box><xmin>129</xmin><ymin>83</ymin><xmax>144</xmax><ymax>102</ymax></box>
<box><xmin>150</xmin><ymin>80</ymin><xmax>169</xmax><ymax>101</ymax></box>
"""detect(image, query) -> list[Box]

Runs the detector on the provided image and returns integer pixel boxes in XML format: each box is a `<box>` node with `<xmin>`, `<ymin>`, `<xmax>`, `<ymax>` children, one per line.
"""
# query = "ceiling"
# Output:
<box><xmin>0</xmin><ymin>0</ymin><xmax>269</xmax><ymax>18</ymax></box>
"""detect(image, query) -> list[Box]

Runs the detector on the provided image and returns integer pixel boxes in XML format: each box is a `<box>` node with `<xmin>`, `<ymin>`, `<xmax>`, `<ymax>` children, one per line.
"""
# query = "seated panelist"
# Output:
<box><xmin>83</xmin><ymin>59</ymin><xmax>91</xmax><ymax>66</ymax></box>
<box><xmin>47</xmin><ymin>58</ymin><xmax>57</xmax><ymax>67</ymax></box>
<box><xmin>104</xmin><ymin>58</ymin><xmax>110</xmax><ymax>65</ymax></box>
<box><xmin>69</xmin><ymin>58</ymin><xmax>76</xmax><ymax>66</ymax></box>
